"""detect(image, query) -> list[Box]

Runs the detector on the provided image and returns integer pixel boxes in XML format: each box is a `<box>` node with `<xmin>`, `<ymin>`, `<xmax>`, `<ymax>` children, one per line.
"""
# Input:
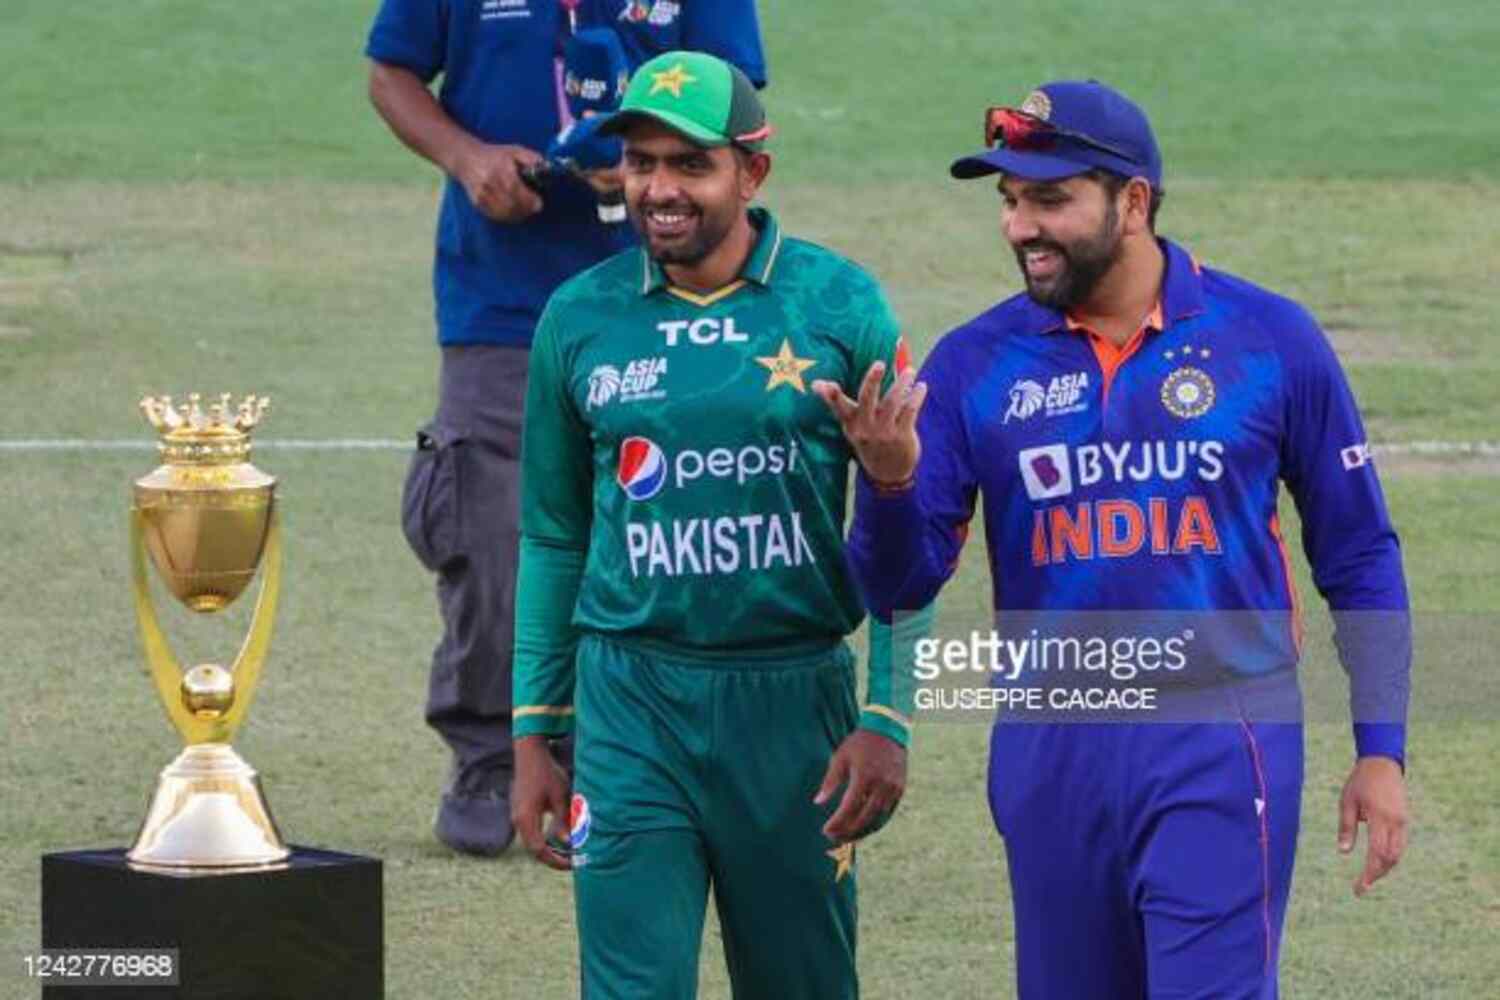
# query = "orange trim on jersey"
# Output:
<box><xmin>1066</xmin><ymin>302</ymin><xmax>1163</xmax><ymax>405</ymax></box>
<box><xmin>1269</xmin><ymin>513</ymin><xmax>1305</xmax><ymax>655</ymax></box>
<box><xmin>894</xmin><ymin>337</ymin><xmax>913</xmax><ymax>375</ymax></box>
<box><xmin>949</xmin><ymin>519</ymin><xmax>972</xmax><ymax>573</ymax></box>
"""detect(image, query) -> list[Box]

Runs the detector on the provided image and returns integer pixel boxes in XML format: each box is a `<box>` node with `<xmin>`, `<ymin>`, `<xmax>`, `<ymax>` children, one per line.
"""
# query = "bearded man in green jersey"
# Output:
<box><xmin>510</xmin><ymin>50</ymin><xmax>927</xmax><ymax>1000</ymax></box>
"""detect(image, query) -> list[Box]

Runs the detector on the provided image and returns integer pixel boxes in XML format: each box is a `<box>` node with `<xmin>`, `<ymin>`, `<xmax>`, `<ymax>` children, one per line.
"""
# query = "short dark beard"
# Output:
<box><xmin>630</xmin><ymin>163</ymin><xmax>743</xmax><ymax>268</ymax></box>
<box><xmin>1015</xmin><ymin>198</ymin><xmax>1123</xmax><ymax>310</ymax></box>
<box><xmin>640</xmin><ymin>202</ymin><xmax>734</xmax><ymax>267</ymax></box>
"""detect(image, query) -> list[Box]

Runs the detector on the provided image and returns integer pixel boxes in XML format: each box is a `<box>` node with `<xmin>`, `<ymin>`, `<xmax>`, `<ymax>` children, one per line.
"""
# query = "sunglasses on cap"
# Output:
<box><xmin>983</xmin><ymin>107</ymin><xmax>1139</xmax><ymax>165</ymax></box>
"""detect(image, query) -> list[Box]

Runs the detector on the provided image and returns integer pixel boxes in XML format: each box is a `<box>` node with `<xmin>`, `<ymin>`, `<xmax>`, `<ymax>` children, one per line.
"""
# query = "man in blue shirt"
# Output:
<box><xmin>365</xmin><ymin>0</ymin><xmax>765</xmax><ymax>857</ymax></box>
<box><xmin>818</xmin><ymin>81</ymin><xmax>1412</xmax><ymax>997</ymax></box>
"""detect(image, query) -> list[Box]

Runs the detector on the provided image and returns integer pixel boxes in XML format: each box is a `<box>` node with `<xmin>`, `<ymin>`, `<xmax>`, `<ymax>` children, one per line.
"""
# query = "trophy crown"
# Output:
<box><xmin>139</xmin><ymin>393</ymin><xmax>270</xmax><ymax>465</ymax></box>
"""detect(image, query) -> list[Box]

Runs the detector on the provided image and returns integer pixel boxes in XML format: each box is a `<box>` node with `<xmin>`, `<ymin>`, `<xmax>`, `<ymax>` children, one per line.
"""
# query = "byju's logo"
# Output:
<box><xmin>617</xmin><ymin>437</ymin><xmax>667</xmax><ymax>501</ymax></box>
<box><xmin>1340</xmin><ymin>442</ymin><xmax>1372</xmax><ymax>471</ymax></box>
<box><xmin>1018</xmin><ymin>444</ymin><xmax>1073</xmax><ymax>500</ymax></box>
<box><xmin>1017</xmin><ymin>440</ymin><xmax>1225</xmax><ymax>500</ymax></box>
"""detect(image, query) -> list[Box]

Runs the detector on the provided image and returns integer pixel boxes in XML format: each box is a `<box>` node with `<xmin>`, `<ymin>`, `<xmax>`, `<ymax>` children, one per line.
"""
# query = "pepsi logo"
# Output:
<box><xmin>617</xmin><ymin>436</ymin><xmax>667</xmax><ymax>501</ymax></box>
<box><xmin>568</xmin><ymin>793</ymin><xmax>592</xmax><ymax>850</ymax></box>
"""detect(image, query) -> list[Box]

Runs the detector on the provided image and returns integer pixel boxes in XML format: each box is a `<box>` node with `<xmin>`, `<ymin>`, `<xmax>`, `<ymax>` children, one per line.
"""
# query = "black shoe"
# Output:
<box><xmin>434</xmin><ymin>761</ymin><xmax>515</xmax><ymax>858</ymax></box>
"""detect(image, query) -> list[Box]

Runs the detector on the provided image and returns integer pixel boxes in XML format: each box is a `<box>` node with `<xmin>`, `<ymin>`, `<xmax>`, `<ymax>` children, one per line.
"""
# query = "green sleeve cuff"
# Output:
<box><xmin>866</xmin><ymin>604</ymin><xmax>934</xmax><ymax>719</ymax></box>
<box><xmin>513</xmin><ymin>535</ymin><xmax>586</xmax><ymax>732</ymax></box>
<box><xmin>514</xmin><ymin>708</ymin><xmax>576</xmax><ymax>739</ymax></box>
<box><xmin>858</xmin><ymin>706</ymin><xmax>912</xmax><ymax>748</ymax></box>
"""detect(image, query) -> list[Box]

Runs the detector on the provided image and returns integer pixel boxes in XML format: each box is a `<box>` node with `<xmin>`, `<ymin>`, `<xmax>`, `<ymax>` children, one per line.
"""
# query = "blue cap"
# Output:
<box><xmin>950</xmin><ymin>80</ymin><xmax>1162</xmax><ymax>188</ymax></box>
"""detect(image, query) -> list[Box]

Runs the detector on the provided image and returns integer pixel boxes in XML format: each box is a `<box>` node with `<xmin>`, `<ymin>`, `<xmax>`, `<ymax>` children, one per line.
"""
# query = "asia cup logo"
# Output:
<box><xmin>617</xmin><ymin>436</ymin><xmax>667</xmax><ymax>501</ymax></box>
<box><xmin>618</xmin><ymin>0</ymin><xmax>680</xmax><ymax>26</ymax></box>
<box><xmin>587</xmin><ymin>364</ymin><xmax>622</xmax><ymax>410</ymax></box>
<box><xmin>1003</xmin><ymin>379</ymin><xmax>1047</xmax><ymax>424</ymax></box>
<box><xmin>568</xmin><ymin>793</ymin><xmax>591</xmax><ymax>851</ymax></box>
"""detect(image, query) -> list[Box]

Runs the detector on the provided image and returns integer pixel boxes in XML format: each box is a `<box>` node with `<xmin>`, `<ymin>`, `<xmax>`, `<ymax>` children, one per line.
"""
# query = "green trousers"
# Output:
<box><xmin>571</xmin><ymin>633</ymin><xmax>860</xmax><ymax>1000</ymax></box>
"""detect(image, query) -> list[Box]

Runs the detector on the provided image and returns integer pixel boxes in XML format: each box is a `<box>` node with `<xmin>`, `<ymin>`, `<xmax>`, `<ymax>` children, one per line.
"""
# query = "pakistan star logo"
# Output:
<box><xmin>755</xmin><ymin>339</ymin><xmax>817</xmax><ymax>394</ymax></box>
<box><xmin>827</xmin><ymin>842</ymin><xmax>855</xmax><ymax>882</ymax></box>
<box><xmin>648</xmin><ymin>62</ymin><xmax>697</xmax><ymax>99</ymax></box>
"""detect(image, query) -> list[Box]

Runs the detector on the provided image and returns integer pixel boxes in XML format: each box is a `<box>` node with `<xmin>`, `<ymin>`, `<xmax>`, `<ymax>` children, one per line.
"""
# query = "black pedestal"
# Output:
<box><xmin>40</xmin><ymin>847</ymin><xmax>382</xmax><ymax>1000</ymax></box>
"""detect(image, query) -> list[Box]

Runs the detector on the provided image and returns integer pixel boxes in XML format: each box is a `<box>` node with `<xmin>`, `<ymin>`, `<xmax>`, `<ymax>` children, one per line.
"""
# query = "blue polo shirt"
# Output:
<box><xmin>847</xmin><ymin>239</ymin><xmax>1411</xmax><ymax>763</ymax></box>
<box><xmin>366</xmin><ymin>0</ymin><xmax>766</xmax><ymax>347</ymax></box>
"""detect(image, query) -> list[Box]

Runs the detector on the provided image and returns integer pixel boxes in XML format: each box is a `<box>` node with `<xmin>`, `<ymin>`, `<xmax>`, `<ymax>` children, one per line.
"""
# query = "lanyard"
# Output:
<box><xmin>554</xmin><ymin>0</ymin><xmax>583</xmax><ymax>121</ymax></box>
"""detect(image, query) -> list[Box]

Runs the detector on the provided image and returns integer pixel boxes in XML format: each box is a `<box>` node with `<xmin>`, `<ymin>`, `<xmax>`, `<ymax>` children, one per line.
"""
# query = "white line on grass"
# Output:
<box><xmin>1380</xmin><ymin>441</ymin><xmax>1500</xmax><ymax>456</ymax></box>
<box><xmin>2</xmin><ymin>440</ymin><xmax>1499</xmax><ymax>455</ymax></box>
<box><xmin>0</xmin><ymin>439</ymin><xmax>410</xmax><ymax>451</ymax></box>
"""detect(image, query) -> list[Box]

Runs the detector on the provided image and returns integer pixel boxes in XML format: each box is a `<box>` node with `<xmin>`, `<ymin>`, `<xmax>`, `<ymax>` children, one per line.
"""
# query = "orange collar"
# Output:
<box><xmin>1065</xmin><ymin>301</ymin><xmax>1164</xmax><ymax>399</ymax></box>
<box><xmin>1063</xmin><ymin>301</ymin><xmax>1164</xmax><ymax>347</ymax></box>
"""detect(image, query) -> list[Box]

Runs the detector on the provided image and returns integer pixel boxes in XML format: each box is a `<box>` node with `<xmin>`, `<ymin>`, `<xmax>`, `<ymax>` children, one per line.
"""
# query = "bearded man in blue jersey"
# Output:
<box><xmin>816</xmin><ymin>80</ymin><xmax>1412</xmax><ymax>998</ymax></box>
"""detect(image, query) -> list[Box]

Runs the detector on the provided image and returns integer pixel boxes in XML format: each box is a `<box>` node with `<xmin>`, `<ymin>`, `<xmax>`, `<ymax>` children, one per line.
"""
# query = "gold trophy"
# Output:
<box><xmin>127</xmin><ymin>392</ymin><xmax>289</xmax><ymax>870</ymax></box>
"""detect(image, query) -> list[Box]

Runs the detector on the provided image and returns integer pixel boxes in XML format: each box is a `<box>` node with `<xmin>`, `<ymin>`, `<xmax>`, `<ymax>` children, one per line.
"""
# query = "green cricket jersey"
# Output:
<box><xmin>514</xmin><ymin>208</ymin><xmax>918</xmax><ymax>744</ymax></box>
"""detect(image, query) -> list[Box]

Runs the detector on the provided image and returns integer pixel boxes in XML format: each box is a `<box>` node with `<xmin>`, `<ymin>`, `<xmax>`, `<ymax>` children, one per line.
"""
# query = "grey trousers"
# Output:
<box><xmin>401</xmin><ymin>344</ymin><xmax>529</xmax><ymax>775</ymax></box>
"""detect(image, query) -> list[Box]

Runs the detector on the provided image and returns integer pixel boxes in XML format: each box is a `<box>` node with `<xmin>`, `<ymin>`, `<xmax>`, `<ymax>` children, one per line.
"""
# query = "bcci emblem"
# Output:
<box><xmin>1161</xmin><ymin>366</ymin><xmax>1216</xmax><ymax>419</ymax></box>
<box><xmin>1020</xmin><ymin>89</ymin><xmax>1052</xmax><ymax>120</ymax></box>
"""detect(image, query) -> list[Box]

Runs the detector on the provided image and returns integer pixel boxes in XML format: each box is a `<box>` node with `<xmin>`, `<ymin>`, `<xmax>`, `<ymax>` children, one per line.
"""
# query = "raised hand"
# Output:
<box><xmin>811</xmin><ymin>362</ymin><xmax>927</xmax><ymax>487</ymax></box>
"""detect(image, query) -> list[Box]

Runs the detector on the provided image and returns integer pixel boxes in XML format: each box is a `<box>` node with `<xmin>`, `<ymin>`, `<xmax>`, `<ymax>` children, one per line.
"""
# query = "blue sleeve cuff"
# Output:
<box><xmin>1353</xmin><ymin>722</ymin><xmax>1405</xmax><ymax>770</ymax></box>
<box><xmin>853</xmin><ymin>469</ymin><xmax>923</xmax><ymax>531</ymax></box>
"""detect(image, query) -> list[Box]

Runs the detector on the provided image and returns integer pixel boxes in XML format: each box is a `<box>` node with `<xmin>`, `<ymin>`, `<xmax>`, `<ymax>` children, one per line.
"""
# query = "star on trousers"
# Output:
<box><xmin>827</xmin><ymin>842</ymin><xmax>855</xmax><ymax>882</ymax></box>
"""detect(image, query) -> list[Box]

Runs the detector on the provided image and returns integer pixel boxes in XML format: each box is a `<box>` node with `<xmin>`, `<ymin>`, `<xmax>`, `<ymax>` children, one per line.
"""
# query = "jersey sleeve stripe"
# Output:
<box><xmin>514</xmin><ymin>705</ymin><xmax>576</xmax><ymax>718</ymax></box>
<box><xmin>862</xmin><ymin>704</ymin><xmax>913</xmax><ymax>731</ymax></box>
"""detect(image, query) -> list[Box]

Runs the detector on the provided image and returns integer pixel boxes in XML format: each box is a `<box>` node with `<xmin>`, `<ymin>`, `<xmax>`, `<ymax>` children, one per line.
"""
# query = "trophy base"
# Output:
<box><xmin>128</xmin><ymin>743</ymin><xmax>289</xmax><ymax>869</ymax></box>
<box><xmin>41</xmin><ymin>846</ymin><xmax>383</xmax><ymax>999</ymax></box>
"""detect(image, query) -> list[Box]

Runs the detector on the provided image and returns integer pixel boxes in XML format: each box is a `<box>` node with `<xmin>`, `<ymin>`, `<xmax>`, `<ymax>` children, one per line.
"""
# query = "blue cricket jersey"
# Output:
<box><xmin>366</xmin><ymin>0</ymin><xmax>766</xmax><ymax>347</ymax></box>
<box><xmin>848</xmin><ymin>239</ymin><xmax>1411</xmax><ymax>762</ymax></box>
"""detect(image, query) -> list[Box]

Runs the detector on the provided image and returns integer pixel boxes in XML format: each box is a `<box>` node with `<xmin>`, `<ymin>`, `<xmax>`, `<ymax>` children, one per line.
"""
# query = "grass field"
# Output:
<box><xmin>3</xmin><ymin>1</ymin><xmax>1498</xmax><ymax>997</ymax></box>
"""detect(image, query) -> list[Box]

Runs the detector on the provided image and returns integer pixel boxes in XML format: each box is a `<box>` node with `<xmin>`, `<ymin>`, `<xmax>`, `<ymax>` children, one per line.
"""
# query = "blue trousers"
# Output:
<box><xmin>988</xmin><ymin>721</ymin><xmax>1303</xmax><ymax>999</ymax></box>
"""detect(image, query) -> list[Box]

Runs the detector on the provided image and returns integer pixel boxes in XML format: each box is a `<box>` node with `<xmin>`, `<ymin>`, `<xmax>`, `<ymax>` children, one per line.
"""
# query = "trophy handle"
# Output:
<box><xmin>221</xmin><ymin>507</ymin><xmax>281</xmax><ymax>736</ymax></box>
<box><xmin>130</xmin><ymin>507</ymin><xmax>282</xmax><ymax>745</ymax></box>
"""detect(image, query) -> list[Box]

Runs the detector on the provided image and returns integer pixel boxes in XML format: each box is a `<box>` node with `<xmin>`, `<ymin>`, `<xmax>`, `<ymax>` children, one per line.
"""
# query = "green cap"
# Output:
<box><xmin>598</xmin><ymin>51</ymin><xmax>770</xmax><ymax>150</ymax></box>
